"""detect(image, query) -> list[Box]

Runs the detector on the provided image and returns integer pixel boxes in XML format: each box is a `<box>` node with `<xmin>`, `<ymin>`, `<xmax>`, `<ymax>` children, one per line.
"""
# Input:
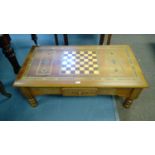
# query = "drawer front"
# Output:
<box><xmin>62</xmin><ymin>88</ymin><xmax>98</xmax><ymax>96</ymax></box>
<box><xmin>30</xmin><ymin>87</ymin><xmax>61</xmax><ymax>95</ymax></box>
<box><xmin>98</xmin><ymin>88</ymin><xmax>116</xmax><ymax>95</ymax></box>
<box><xmin>98</xmin><ymin>88</ymin><xmax>132</xmax><ymax>97</ymax></box>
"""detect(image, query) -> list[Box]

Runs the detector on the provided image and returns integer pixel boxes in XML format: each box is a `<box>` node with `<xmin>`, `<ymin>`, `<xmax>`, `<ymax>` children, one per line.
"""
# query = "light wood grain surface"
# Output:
<box><xmin>13</xmin><ymin>45</ymin><xmax>148</xmax><ymax>88</ymax></box>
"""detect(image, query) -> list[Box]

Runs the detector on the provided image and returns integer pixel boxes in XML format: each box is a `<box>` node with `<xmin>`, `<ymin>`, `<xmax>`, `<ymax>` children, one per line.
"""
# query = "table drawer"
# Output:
<box><xmin>30</xmin><ymin>87</ymin><xmax>61</xmax><ymax>95</ymax></box>
<box><xmin>62</xmin><ymin>88</ymin><xmax>98</xmax><ymax>96</ymax></box>
<box><xmin>98</xmin><ymin>88</ymin><xmax>132</xmax><ymax>97</ymax></box>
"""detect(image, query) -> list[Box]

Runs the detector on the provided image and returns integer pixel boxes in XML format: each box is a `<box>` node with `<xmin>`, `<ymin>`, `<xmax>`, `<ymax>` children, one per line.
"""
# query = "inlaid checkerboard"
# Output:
<box><xmin>61</xmin><ymin>51</ymin><xmax>99</xmax><ymax>75</ymax></box>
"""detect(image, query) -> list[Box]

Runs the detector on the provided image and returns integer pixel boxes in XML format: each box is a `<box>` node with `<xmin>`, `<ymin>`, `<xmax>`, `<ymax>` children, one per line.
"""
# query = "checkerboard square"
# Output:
<box><xmin>84</xmin><ymin>70</ymin><xmax>90</xmax><ymax>74</ymax></box>
<box><xmin>94</xmin><ymin>70</ymin><xmax>99</xmax><ymax>74</ymax></box>
<box><xmin>64</xmin><ymin>51</ymin><xmax>68</xmax><ymax>54</ymax></box>
<box><xmin>92</xmin><ymin>59</ymin><xmax>97</xmax><ymax>62</ymax></box>
<box><xmin>80</xmin><ymin>61</ymin><xmax>84</xmax><ymax>65</ymax></box>
<box><xmin>62</xmin><ymin>61</ymin><xmax>67</xmax><ymax>65</ymax></box>
<box><xmin>80</xmin><ymin>70</ymin><xmax>84</xmax><ymax>74</ymax></box>
<box><xmin>75</xmin><ymin>70</ymin><xmax>80</xmax><ymax>74</ymax></box>
<box><xmin>66</xmin><ymin>70</ymin><xmax>71</xmax><ymax>74</ymax></box>
<box><xmin>76</xmin><ymin>64</ymin><xmax>80</xmax><ymax>68</ymax></box>
<box><xmin>89</xmin><ymin>67</ymin><xmax>94</xmax><ymax>71</ymax></box>
<box><xmin>88</xmin><ymin>61</ymin><xmax>93</xmax><ymax>65</ymax></box>
<box><xmin>71</xmin><ymin>67</ymin><xmax>75</xmax><ymax>71</ymax></box>
<box><xmin>79</xmin><ymin>67</ymin><xmax>84</xmax><ymax>71</ymax></box>
<box><xmin>89</xmin><ymin>71</ymin><xmax>94</xmax><ymax>74</ymax></box>
<box><xmin>63</xmin><ymin>56</ymin><xmax>68</xmax><ymax>60</ymax></box>
<box><xmin>71</xmin><ymin>71</ymin><xmax>75</xmax><ymax>74</ymax></box>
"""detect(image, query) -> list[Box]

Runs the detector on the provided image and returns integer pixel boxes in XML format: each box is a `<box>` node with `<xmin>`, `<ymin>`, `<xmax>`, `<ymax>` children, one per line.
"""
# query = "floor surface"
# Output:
<box><xmin>111</xmin><ymin>34</ymin><xmax>155</xmax><ymax>121</ymax></box>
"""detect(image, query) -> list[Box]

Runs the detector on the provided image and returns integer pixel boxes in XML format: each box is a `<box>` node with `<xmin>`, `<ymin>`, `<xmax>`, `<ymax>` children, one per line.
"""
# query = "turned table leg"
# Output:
<box><xmin>123</xmin><ymin>88</ymin><xmax>142</xmax><ymax>109</ymax></box>
<box><xmin>20</xmin><ymin>87</ymin><xmax>37</xmax><ymax>107</ymax></box>
<box><xmin>123</xmin><ymin>98</ymin><xmax>133</xmax><ymax>108</ymax></box>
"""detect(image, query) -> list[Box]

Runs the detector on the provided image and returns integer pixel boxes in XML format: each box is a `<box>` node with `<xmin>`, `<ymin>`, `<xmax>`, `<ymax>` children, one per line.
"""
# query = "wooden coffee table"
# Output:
<box><xmin>13</xmin><ymin>45</ymin><xmax>148</xmax><ymax>108</ymax></box>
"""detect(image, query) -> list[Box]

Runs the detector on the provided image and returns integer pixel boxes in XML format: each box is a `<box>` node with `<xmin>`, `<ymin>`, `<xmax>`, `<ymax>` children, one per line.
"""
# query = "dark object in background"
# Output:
<box><xmin>99</xmin><ymin>34</ymin><xmax>105</xmax><ymax>45</ymax></box>
<box><xmin>31</xmin><ymin>34</ymin><xmax>68</xmax><ymax>45</ymax></box>
<box><xmin>63</xmin><ymin>34</ymin><xmax>68</xmax><ymax>45</ymax></box>
<box><xmin>0</xmin><ymin>34</ymin><xmax>21</xmax><ymax>74</ymax></box>
<box><xmin>99</xmin><ymin>34</ymin><xmax>112</xmax><ymax>45</ymax></box>
<box><xmin>31</xmin><ymin>34</ymin><xmax>38</xmax><ymax>46</ymax></box>
<box><xmin>60</xmin><ymin>34</ymin><xmax>112</xmax><ymax>45</ymax></box>
<box><xmin>107</xmin><ymin>34</ymin><xmax>112</xmax><ymax>45</ymax></box>
<box><xmin>0</xmin><ymin>81</ymin><xmax>12</xmax><ymax>98</ymax></box>
<box><xmin>54</xmin><ymin>34</ymin><xmax>59</xmax><ymax>45</ymax></box>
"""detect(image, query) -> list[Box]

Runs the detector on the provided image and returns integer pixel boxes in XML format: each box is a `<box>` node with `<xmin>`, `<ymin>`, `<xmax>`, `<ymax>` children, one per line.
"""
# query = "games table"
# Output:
<box><xmin>13</xmin><ymin>45</ymin><xmax>148</xmax><ymax>108</ymax></box>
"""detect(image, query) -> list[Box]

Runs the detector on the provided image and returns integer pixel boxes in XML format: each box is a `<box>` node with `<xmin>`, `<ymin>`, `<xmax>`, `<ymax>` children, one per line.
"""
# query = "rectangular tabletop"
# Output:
<box><xmin>13</xmin><ymin>45</ymin><xmax>148</xmax><ymax>88</ymax></box>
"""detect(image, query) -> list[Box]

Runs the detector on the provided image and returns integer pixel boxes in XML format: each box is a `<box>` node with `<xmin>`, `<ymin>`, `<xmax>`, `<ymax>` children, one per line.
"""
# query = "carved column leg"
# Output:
<box><xmin>31</xmin><ymin>34</ymin><xmax>38</xmax><ymax>46</ymax></box>
<box><xmin>0</xmin><ymin>81</ymin><xmax>12</xmax><ymax>98</ymax></box>
<box><xmin>123</xmin><ymin>98</ymin><xmax>133</xmax><ymax>108</ymax></box>
<box><xmin>63</xmin><ymin>34</ymin><xmax>68</xmax><ymax>45</ymax></box>
<box><xmin>123</xmin><ymin>88</ymin><xmax>143</xmax><ymax>108</ymax></box>
<box><xmin>20</xmin><ymin>87</ymin><xmax>37</xmax><ymax>107</ymax></box>
<box><xmin>99</xmin><ymin>34</ymin><xmax>105</xmax><ymax>45</ymax></box>
<box><xmin>0</xmin><ymin>34</ymin><xmax>21</xmax><ymax>74</ymax></box>
<box><xmin>54</xmin><ymin>34</ymin><xmax>59</xmax><ymax>45</ymax></box>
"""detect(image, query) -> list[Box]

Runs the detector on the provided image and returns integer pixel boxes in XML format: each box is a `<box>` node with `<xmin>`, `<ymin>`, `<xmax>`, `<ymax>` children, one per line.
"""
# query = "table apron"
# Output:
<box><xmin>26</xmin><ymin>87</ymin><xmax>142</xmax><ymax>98</ymax></box>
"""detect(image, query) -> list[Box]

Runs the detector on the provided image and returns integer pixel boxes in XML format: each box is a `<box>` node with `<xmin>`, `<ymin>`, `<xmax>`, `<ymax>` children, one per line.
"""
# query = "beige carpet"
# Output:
<box><xmin>111</xmin><ymin>34</ymin><xmax>155</xmax><ymax>120</ymax></box>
